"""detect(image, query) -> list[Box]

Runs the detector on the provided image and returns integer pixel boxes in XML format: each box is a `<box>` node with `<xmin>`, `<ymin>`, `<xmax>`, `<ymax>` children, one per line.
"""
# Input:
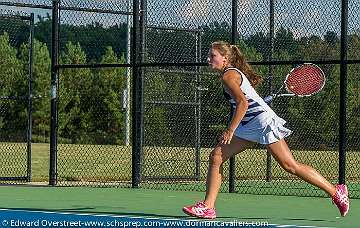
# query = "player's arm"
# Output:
<box><xmin>222</xmin><ymin>71</ymin><xmax>248</xmax><ymax>141</ymax></box>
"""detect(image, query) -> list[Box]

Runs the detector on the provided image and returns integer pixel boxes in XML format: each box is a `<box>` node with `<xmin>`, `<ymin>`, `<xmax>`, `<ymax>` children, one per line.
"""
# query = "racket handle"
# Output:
<box><xmin>263</xmin><ymin>95</ymin><xmax>273</xmax><ymax>104</ymax></box>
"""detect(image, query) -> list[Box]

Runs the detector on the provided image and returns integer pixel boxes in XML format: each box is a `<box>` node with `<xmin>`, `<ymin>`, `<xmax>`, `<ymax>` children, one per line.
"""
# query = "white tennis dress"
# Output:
<box><xmin>224</xmin><ymin>67</ymin><xmax>292</xmax><ymax>144</ymax></box>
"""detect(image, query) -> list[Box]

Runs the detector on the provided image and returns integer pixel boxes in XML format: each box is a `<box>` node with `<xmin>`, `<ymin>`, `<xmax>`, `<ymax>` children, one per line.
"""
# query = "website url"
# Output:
<box><xmin>4</xmin><ymin>219</ymin><xmax>269</xmax><ymax>227</ymax></box>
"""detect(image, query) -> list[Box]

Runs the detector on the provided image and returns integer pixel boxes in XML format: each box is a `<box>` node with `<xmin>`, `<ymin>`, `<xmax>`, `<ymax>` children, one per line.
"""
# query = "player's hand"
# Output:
<box><xmin>219</xmin><ymin>128</ymin><xmax>235</xmax><ymax>144</ymax></box>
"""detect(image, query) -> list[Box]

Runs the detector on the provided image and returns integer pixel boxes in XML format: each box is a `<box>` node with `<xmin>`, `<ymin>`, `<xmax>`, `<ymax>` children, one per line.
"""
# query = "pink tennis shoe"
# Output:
<box><xmin>183</xmin><ymin>185</ymin><xmax>349</xmax><ymax>219</ymax></box>
<box><xmin>182</xmin><ymin>202</ymin><xmax>216</xmax><ymax>219</ymax></box>
<box><xmin>332</xmin><ymin>184</ymin><xmax>350</xmax><ymax>216</ymax></box>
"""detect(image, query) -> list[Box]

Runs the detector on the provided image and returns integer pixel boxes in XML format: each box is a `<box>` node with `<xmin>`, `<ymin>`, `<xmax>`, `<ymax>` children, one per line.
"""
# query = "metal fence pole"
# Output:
<box><xmin>195</xmin><ymin>31</ymin><xmax>202</xmax><ymax>179</ymax></box>
<box><xmin>49</xmin><ymin>0</ymin><xmax>60</xmax><ymax>186</ymax></box>
<box><xmin>266</xmin><ymin>0</ymin><xmax>275</xmax><ymax>182</ymax></box>
<box><xmin>124</xmin><ymin>0</ymin><xmax>132</xmax><ymax>146</ymax></box>
<box><xmin>132</xmin><ymin>0</ymin><xmax>142</xmax><ymax>188</ymax></box>
<box><xmin>229</xmin><ymin>0</ymin><xmax>238</xmax><ymax>193</ymax></box>
<box><xmin>26</xmin><ymin>13</ymin><xmax>35</xmax><ymax>182</ymax></box>
<box><xmin>339</xmin><ymin>0</ymin><xmax>348</xmax><ymax>185</ymax></box>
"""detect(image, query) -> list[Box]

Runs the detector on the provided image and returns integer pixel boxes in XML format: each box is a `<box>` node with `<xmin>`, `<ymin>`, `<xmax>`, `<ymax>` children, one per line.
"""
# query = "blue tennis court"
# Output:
<box><xmin>0</xmin><ymin>186</ymin><xmax>357</xmax><ymax>228</ymax></box>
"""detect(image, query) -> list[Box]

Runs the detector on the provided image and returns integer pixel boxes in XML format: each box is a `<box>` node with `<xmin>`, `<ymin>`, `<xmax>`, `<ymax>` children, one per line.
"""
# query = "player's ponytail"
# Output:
<box><xmin>230</xmin><ymin>45</ymin><xmax>262</xmax><ymax>87</ymax></box>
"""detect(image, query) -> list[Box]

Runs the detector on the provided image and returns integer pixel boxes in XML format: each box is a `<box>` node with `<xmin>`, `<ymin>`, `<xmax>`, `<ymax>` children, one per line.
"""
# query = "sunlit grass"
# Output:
<box><xmin>0</xmin><ymin>143</ymin><xmax>359</xmax><ymax>184</ymax></box>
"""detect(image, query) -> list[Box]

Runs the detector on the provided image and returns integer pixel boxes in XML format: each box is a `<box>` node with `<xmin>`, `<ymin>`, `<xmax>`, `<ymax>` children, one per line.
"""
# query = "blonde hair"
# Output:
<box><xmin>211</xmin><ymin>41</ymin><xmax>262</xmax><ymax>87</ymax></box>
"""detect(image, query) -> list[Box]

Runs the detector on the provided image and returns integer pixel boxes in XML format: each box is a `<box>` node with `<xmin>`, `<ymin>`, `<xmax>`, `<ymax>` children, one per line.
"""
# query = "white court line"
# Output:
<box><xmin>0</xmin><ymin>208</ymin><xmax>335</xmax><ymax>228</ymax></box>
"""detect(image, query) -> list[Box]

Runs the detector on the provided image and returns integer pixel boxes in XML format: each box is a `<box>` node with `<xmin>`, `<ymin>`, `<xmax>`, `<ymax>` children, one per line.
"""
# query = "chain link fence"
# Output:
<box><xmin>347</xmin><ymin>1</ymin><xmax>360</xmax><ymax>197</ymax></box>
<box><xmin>0</xmin><ymin>8</ymin><xmax>33</xmax><ymax>183</ymax></box>
<box><xmin>0</xmin><ymin>0</ymin><xmax>359</xmax><ymax>198</ymax></box>
<box><xmin>54</xmin><ymin>0</ymin><xmax>132</xmax><ymax>187</ymax></box>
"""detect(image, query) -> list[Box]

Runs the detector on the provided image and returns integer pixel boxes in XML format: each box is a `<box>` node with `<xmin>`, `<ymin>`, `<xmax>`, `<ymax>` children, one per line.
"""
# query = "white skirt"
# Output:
<box><xmin>233</xmin><ymin>112</ymin><xmax>292</xmax><ymax>145</ymax></box>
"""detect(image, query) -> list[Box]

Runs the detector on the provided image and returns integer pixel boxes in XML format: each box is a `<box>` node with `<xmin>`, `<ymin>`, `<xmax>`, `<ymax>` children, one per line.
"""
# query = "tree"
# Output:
<box><xmin>286</xmin><ymin>35</ymin><xmax>340</xmax><ymax>148</ymax></box>
<box><xmin>347</xmin><ymin>34</ymin><xmax>360</xmax><ymax>149</ymax></box>
<box><xmin>35</xmin><ymin>16</ymin><xmax>128</xmax><ymax>62</ymax></box>
<box><xmin>0</xmin><ymin>32</ymin><xmax>24</xmax><ymax>96</ymax></box>
<box><xmin>0</xmin><ymin>17</ymin><xmax>29</xmax><ymax>48</ymax></box>
<box><xmin>324</xmin><ymin>31</ymin><xmax>339</xmax><ymax>47</ymax></box>
<box><xmin>143</xmin><ymin>69</ymin><xmax>176</xmax><ymax>146</ymax></box>
<box><xmin>0</xmin><ymin>32</ymin><xmax>25</xmax><ymax>141</ymax></box>
<box><xmin>18</xmin><ymin>39</ymin><xmax>51</xmax><ymax>142</ymax></box>
<box><xmin>245</xmin><ymin>32</ymin><xmax>270</xmax><ymax>59</ymax></box>
<box><xmin>199</xmin><ymin>21</ymin><xmax>233</xmax><ymax>60</ymax></box>
<box><xmin>34</xmin><ymin>14</ymin><xmax>52</xmax><ymax>52</ymax></box>
<box><xmin>58</xmin><ymin>41</ymin><xmax>92</xmax><ymax>143</ymax></box>
<box><xmin>88</xmin><ymin>46</ymin><xmax>127</xmax><ymax>144</ymax></box>
<box><xmin>274</xmin><ymin>27</ymin><xmax>299</xmax><ymax>55</ymax></box>
<box><xmin>60</xmin><ymin>22</ymin><xmax>128</xmax><ymax>61</ymax></box>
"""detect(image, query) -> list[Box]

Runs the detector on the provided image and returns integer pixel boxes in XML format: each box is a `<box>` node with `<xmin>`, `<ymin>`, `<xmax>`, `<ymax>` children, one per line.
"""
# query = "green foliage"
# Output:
<box><xmin>0</xmin><ymin>32</ymin><xmax>26</xmax><ymax>140</ymax></box>
<box><xmin>18</xmin><ymin>39</ymin><xmax>51</xmax><ymax>142</ymax></box>
<box><xmin>34</xmin><ymin>14</ymin><xmax>52</xmax><ymax>50</ymax></box>
<box><xmin>274</xmin><ymin>27</ymin><xmax>300</xmax><ymax>54</ymax></box>
<box><xmin>34</xmin><ymin>16</ymin><xmax>127</xmax><ymax>61</ymax></box>
<box><xmin>347</xmin><ymin>35</ymin><xmax>360</xmax><ymax>147</ymax></box>
<box><xmin>0</xmin><ymin>32</ymin><xmax>24</xmax><ymax>95</ymax></box>
<box><xmin>57</xmin><ymin>42</ymin><xmax>91</xmax><ymax>143</ymax></box>
<box><xmin>56</xmin><ymin>43</ymin><xmax>128</xmax><ymax>144</ymax></box>
<box><xmin>87</xmin><ymin>47</ymin><xmax>126</xmax><ymax>144</ymax></box>
<box><xmin>1</xmin><ymin>19</ymin><xmax>359</xmax><ymax>149</ymax></box>
<box><xmin>0</xmin><ymin>18</ymin><xmax>29</xmax><ymax>48</ymax></box>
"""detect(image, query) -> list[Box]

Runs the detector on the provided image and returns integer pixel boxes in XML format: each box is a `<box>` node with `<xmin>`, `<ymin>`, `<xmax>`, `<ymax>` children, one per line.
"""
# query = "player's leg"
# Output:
<box><xmin>266</xmin><ymin>138</ymin><xmax>349</xmax><ymax>216</ymax></box>
<box><xmin>203</xmin><ymin>137</ymin><xmax>253</xmax><ymax>208</ymax></box>
<box><xmin>267</xmin><ymin>138</ymin><xmax>335</xmax><ymax>195</ymax></box>
<box><xmin>183</xmin><ymin>137</ymin><xmax>253</xmax><ymax>219</ymax></box>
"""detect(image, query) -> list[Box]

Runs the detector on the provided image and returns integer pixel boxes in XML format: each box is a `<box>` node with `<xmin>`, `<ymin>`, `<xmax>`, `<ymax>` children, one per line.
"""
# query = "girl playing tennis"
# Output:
<box><xmin>182</xmin><ymin>41</ymin><xmax>349</xmax><ymax>219</ymax></box>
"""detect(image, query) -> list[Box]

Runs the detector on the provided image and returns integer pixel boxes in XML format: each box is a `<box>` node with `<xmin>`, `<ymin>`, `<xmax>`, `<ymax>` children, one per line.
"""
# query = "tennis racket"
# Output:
<box><xmin>264</xmin><ymin>63</ymin><xmax>325</xmax><ymax>103</ymax></box>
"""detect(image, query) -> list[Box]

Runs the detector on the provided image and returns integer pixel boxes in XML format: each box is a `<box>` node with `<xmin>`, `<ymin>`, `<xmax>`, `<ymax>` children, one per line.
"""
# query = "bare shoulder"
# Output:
<box><xmin>222</xmin><ymin>69</ymin><xmax>242</xmax><ymax>86</ymax></box>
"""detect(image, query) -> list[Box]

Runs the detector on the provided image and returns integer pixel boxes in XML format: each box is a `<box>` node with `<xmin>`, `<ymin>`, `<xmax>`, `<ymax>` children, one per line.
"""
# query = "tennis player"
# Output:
<box><xmin>182</xmin><ymin>41</ymin><xmax>349</xmax><ymax>219</ymax></box>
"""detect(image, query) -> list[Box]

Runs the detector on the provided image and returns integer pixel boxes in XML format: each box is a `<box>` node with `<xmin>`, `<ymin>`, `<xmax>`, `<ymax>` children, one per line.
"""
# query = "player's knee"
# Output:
<box><xmin>209</xmin><ymin>149</ymin><xmax>223</xmax><ymax>167</ymax></box>
<box><xmin>281</xmin><ymin>160</ymin><xmax>299</xmax><ymax>175</ymax></box>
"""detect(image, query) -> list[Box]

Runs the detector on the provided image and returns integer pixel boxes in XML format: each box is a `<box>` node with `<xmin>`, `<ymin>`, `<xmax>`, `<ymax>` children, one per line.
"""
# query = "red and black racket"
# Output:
<box><xmin>264</xmin><ymin>63</ymin><xmax>326</xmax><ymax>103</ymax></box>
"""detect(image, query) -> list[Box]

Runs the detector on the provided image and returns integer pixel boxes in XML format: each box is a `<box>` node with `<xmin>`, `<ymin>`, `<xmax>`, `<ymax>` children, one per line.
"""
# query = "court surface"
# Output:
<box><xmin>0</xmin><ymin>186</ymin><xmax>358</xmax><ymax>227</ymax></box>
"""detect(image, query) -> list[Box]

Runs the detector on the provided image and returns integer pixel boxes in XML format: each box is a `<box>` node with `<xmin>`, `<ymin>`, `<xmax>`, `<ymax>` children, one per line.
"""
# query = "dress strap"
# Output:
<box><xmin>223</xmin><ymin>67</ymin><xmax>244</xmax><ymax>86</ymax></box>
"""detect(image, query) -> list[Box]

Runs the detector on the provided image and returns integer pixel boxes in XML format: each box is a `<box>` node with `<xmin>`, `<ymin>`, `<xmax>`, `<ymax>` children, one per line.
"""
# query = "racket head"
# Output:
<box><xmin>284</xmin><ymin>63</ymin><xmax>326</xmax><ymax>96</ymax></box>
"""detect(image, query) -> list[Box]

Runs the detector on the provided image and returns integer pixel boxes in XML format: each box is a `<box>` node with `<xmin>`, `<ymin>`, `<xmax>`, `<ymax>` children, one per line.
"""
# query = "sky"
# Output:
<box><xmin>146</xmin><ymin>0</ymin><xmax>359</xmax><ymax>38</ymax></box>
<box><xmin>0</xmin><ymin>0</ymin><xmax>359</xmax><ymax>38</ymax></box>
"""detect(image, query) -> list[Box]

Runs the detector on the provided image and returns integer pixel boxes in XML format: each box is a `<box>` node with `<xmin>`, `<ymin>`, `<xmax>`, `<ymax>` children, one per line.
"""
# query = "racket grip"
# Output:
<box><xmin>263</xmin><ymin>95</ymin><xmax>273</xmax><ymax>104</ymax></box>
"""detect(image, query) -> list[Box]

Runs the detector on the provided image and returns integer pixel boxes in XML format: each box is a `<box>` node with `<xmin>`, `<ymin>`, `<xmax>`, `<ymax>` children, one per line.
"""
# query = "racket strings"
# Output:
<box><xmin>286</xmin><ymin>66</ymin><xmax>325</xmax><ymax>96</ymax></box>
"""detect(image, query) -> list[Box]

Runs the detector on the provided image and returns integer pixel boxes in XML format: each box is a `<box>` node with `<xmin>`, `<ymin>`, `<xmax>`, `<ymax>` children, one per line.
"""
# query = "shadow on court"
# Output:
<box><xmin>0</xmin><ymin>186</ymin><xmax>358</xmax><ymax>227</ymax></box>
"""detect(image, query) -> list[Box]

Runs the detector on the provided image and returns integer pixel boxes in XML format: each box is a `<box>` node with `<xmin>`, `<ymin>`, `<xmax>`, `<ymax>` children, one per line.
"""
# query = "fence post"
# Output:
<box><xmin>195</xmin><ymin>31</ymin><xmax>202</xmax><ymax>180</ymax></box>
<box><xmin>132</xmin><ymin>0</ymin><xmax>143</xmax><ymax>188</ymax></box>
<box><xmin>49</xmin><ymin>0</ymin><xmax>60</xmax><ymax>186</ymax></box>
<box><xmin>229</xmin><ymin>0</ymin><xmax>238</xmax><ymax>193</ymax></box>
<box><xmin>266</xmin><ymin>0</ymin><xmax>275</xmax><ymax>182</ymax></box>
<box><xmin>26</xmin><ymin>13</ymin><xmax>34</xmax><ymax>182</ymax></box>
<box><xmin>125</xmin><ymin>0</ymin><xmax>132</xmax><ymax>146</ymax></box>
<box><xmin>339</xmin><ymin>0</ymin><xmax>348</xmax><ymax>185</ymax></box>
